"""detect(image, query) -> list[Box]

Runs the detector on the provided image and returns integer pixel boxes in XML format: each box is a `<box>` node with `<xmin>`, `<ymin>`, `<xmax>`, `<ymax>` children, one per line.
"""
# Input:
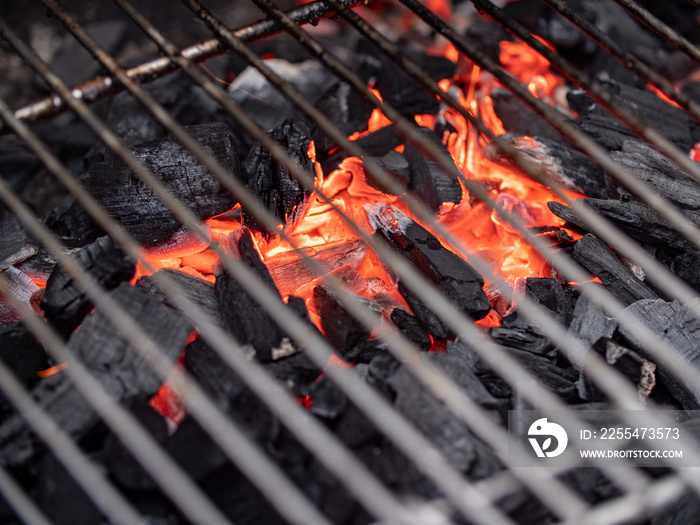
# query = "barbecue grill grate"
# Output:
<box><xmin>1</xmin><ymin>1</ymin><xmax>700</xmax><ymax>524</ymax></box>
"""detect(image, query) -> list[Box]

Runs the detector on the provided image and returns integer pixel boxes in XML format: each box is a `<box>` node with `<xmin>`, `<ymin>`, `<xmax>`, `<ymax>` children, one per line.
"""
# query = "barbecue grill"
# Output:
<box><xmin>1</xmin><ymin>0</ymin><xmax>700</xmax><ymax>524</ymax></box>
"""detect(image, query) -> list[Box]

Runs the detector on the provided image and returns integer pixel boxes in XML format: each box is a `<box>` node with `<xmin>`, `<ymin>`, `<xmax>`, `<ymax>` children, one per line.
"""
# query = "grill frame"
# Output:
<box><xmin>0</xmin><ymin>1</ymin><xmax>699</xmax><ymax>524</ymax></box>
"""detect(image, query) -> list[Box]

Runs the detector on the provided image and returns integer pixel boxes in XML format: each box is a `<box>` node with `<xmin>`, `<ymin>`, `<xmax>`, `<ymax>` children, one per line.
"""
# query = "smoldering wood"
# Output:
<box><xmin>389</xmin><ymin>308</ymin><xmax>431</xmax><ymax>351</ymax></box>
<box><xmin>0</xmin><ymin>283</ymin><xmax>191</xmax><ymax>467</ymax></box>
<box><xmin>41</xmin><ymin>236</ymin><xmax>135</xmax><ymax>337</ymax></box>
<box><xmin>242</xmin><ymin>119</ymin><xmax>315</xmax><ymax>235</ymax></box>
<box><xmin>320</xmin><ymin>125</ymin><xmax>403</xmax><ymax>175</ymax></box>
<box><xmin>312</xmin><ymin>81</ymin><xmax>376</xmax><ymax>157</ymax></box>
<box><xmin>485</xmin><ymin>134</ymin><xmax>617</xmax><ymax>199</ymax></box>
<box><xmin>368</xmin><ymin>204</ymin><xmax>490</xmax><ymax>337</ymax></box>
<box><xmin>265</xmin><ymin>239</ymin><xmax>368</xmax><ymax>298</ymax></box>
<box><xmin>0</xmin><ymin>217</ymin><xmax>38</xmax><ymax>272</ymax></box>
<box><xmin>312</xmin><ymin>285</ymin><xmax>381</xmax><ymax>363</ymax></box>
<box><xmin>567</xmin><ymin>79</ymin><xmax>700</xmax><ymax>153</ymax></box>
<box><xmin>46</xmin><ymin>123</ymin><xmax>241</xmax><ymax>247</ymax></box>
<box><xmin>1</xmin><ymin>266</ymin><xmax>39</xmax><ymax>315</ymax></box>
<box><xmin>216</xmin><ymin>229</ymin><xmax>311</xmax><ymax>362</ymax></box>
<box><xmin>620</xmin><ymin>299</ymin><xmax>700</xmax><ymax>410</ymax></box>
<box><xmin>611</xmin><ymin>140</ymin><xmax>700</xmax><ymax>210</ymax></box>
<box><xmin>549</xmin><ymin>199</ymin><xmax>700</xmax><ymax>252</ymax></box>
<box><xmin>136</xmin><ymin>268</ymin><xmax>223</xmax><ymax>329</ymax></box>
<box><xmin>489</xmin><ymin>89</ymin><xmax>563</xmax><ymax>143</ymax></box>
<box><xmin>363</xmin><ymin>150</ymin><xmax>411</xmax><ymax>195</ymax></box>
<box><xmin>573</xmin><ymin>234</ymin><xmax>658</xmax><ymax>306</ymax></box>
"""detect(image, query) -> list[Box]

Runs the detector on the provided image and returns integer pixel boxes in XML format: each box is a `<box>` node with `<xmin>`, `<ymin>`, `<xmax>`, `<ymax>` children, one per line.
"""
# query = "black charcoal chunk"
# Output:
<box><xmin>312</xmin><ymin>285</ymin><xmax>381</xmax><ymax>362</ymax></box>
<box><xmin>264</xmin><ymin>351</ymin><xmax>321</xmax><ymax>397</ymax></box>
<box><xmin>490</xmin><ymin>89</ymin><xmax>563</xmax><ymax>142</ymax></box>
<box><xmin>242</xmin><ymin>119</ymin><xmax>314</xmax><ymax>234</ymax></box>
<box><xmin>671</xmin><ymin>251</ymin><xmax>700</xmax><ymax>293</ymax></box>
<box><xmin>309</xmin><ymin>376</ymin><xmax>347</xmax><ymax>419</ymax></box>
<box><xmin>321</xmin><ymin>125</ymin><xmax>403</xmax><ymax>175</ymax></box>
<box><xmin>41</xmin><ymin>236</ymin><xmax>135</xmax><ymax>336</ymax></box>
<box><xmin>390</xmin><ymin>308</ymin><xmax>431</xmax><ymax>351</ymax></box>
<box><xmin>568</xmin><ymin>287</ymin><xmax>617</xmax><ymax>349</ymax></box>
<box><xmin>397</xmin><ymin>281</ymin><xmax>451</xmax><ymax>340</ymax></box>
<box><xmin>594</xmin><ymin>338</ymin><xmax>656</xmax><ymax>400</ymax></box>
<box><xmin>0</xmin><ymin>283</ymin><xmax>190</xmax><ymax>466</ymax></box>
<box><xmin>573</xmin><ymin>234</ymin><xmax>658</xmax><ymax>306</ymax></box>
<box><xmin>568</xmin><ymin>79</ymin><xmax>700</xmax><ymax>152</ymax></box>
<box><xmin>621</xmin><ymin>299</ymin><xmax>700</xmax><ymax>409</ymax></box>
<box><xmin>137</xmin><ymin>268</ymin><xmax>222</xmax><ymax>328</ymax></box>
<box><xmin>47</xmin><ymin>123</ymin><xmax>241</xmax><ymax>247</ymax></box>
<box><xmin>364</xmin><ymin>150</ymin><xmax>411</xmax><ymax>194</ymax></box>
<box><xmin>490</xmin><ymin>318</ymin><xmax>552</xmax><ymax>356</ymax></box>
<box><xmin>0</xmin><ymin>216</ymin><xmax>37</xmax><ymax>271</ymax></box>
<box><xmin>525</xmin><ymin>277</ymin><xmax>568</xmax><ymax>319</ymax></box>
<box><xmin>368</xmin><ymin>204</ymin><xmax>490</xmax><ymax>337</ymax></box>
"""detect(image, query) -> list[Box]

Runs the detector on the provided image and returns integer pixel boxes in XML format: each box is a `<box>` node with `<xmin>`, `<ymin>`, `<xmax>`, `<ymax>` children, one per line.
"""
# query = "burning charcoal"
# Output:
<box><xmin>490</xmin><ymin>89</ymin><xmax>563</xmax><ymax>142</ymax></box>
<box><xmin>229</xmin><ymin>59</ymin><xmax>331</xmax><ymax>132</ymax></box>
<box><xmin>36</xmin><ymin>453</ymin><xmax>100</xmax><ymax>525</ymax></box>
<box><xmin>0</xmin><ymin>217</ymin><xmax>37</xmax><ymax>272</ymax></box>
<box><xmin>47</xmin><ymin>123</ymin><xmax>241</xmax><ymax>247</ymax></box>
<box><xmin>549</xmin><ymin>199</ymin><xmax>700</xmax><ymax>252</ymax></box>
<box><xmin>312</xmin><ymin>285</ymin><xmax>382</xmax><ymax>363</ymax></box>
<box><xmin>216</xmin><ymin>229</ymin><xmax>310</xmax><ymax>362</ymax></box>
<box><xmin>568</xmin><ymin>79</ymin><xmax>700</xmax><ymax>152</ymax></box>
<box><xmin>611</xmin><ymin>140</ymin><xmax>700</xmax><ymax>210</ymax></box>
<box><xmin>568</xmin><ymin>286</ymin><xmax>617</xmax><ymax>348</ymax></box>
<box><xmin>485</xmin><ymin>134</ymin><xmax>617</xmax><ymax>199</ymax></box>
<box><xmin>308</xmin><ymin>376</ymin><xmax>347</xmax><ymax>420</ymax></box>
<box><xmin>621</xmin><ymin>299</ymin><xmax>700</xmax><ymax>410</ymax></box>
<box><xmin>265</xmin><ymin>239</ymin><xmax>368</xmax><ymax>297</ymax></box>
<box><xmin>465</xmin><ymin>20</ymin><xmax>512</xmax><ymax>62</ymax></box>
<box><xmin>136</xmin><ymin>268</ymin><xmax>222</xmax><ymax>328</ymax></box>
<box><xmin>390</xmin><ymin>308</ymin><xmax>431</xmax><ymax>351</ymax></box>
<box><xmin>368</xmin><ymin>204</ymin><xmax>490</xmax><ymax>337</ymax></box>
<box><xmin>524</xmin><ymin>277</ymin><xmax>568</xmax><ymax>320</ymax></box>
<box><xmin>364</xmin><ymin>150</ymin><xmax>411</xmax><ymax>194</ymax></box>
<box><xmin>265</xmin><ymin>351</ymin><xmax>322</xmax><ymax>397</ymax></box>
<box><xmin>0</xmin><ymin>283</ymin><xmax>190</xmax><ymax>466</ymax></box>
<box><xmin>242</xmin><ymin>119</ymin><xmax>314</xmax><ymax>235</ymax></box>
<box><xmin>312</xmin><ymin>82</ymin><xmax>375</xmax><ymax>156</ymax></box>
<box><xmin>0</xmin><ymin>266</ymin><xmax>40</xmax><ymax>323</ymax></box>
<box><xmin>572</xmin><ymin>234</ymin><xmax>658</xmax><ymax>306</ymax></box>
<box><xmin>403</xmin><ymin>128</ymin><xmax>463</xmax><ymax>209</ymax></box>
<box><xmin>321</xmin><ymin>125</ymin><xmax>403</xmax><ymax>175</ymax></box>
<box><xmin>184</xmin><ymin>339</ymin><xmax>245</xmax><ymax>412</ymax></box>
<box><xmin>41</xmin><ymin>236</ymin><xmax>135</xmax><ymax>337</ymax></box>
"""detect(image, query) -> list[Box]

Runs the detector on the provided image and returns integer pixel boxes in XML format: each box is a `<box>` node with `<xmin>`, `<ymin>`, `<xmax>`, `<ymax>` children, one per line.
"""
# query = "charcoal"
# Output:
<box><xmin>368</xmin><ymin>204</ymin><xmax>490</xmax><ymax>337</ymax></box>
<box><xmin>229</xmin><ymin>59</ymin><xmax>331</xmax><ymax>132</ymax></box>
<box><xmin>447</xmin><ymin>337</ymin><xmax>488</xmax><ymax>375</ymax></box>
<box><xmin>312</xmin><ymin>82</ymin><xmax>375</xmax><ymax>156</ymax></box>
<box><xmin>0</xmin><ymin>266</ymin><xmax>40</xmax><ymax>324</ymax></box>
<box><xmin>620</xmin><ymin>299</ymin><xmax>700</xmax><ymax>409</ymax></box>
<box><xmin>465</xmin><ymin>20</ymin><xmax>512</xmax><ymax>63</ymax></box>
<box><xmin>485</xmin><ymin>134</ymin><xmax>616</xmax><ymax>199</ymax></box>
<box><xmin>308</xmin><ymin>376</ymin><xmax>347</xmax><ymax>419</ymax></box>
<box><xmin>367</xmin><ymin>353</ymin><xmax>401</xmax><ymax>384</ymax></box>
<box><xmin>490</xmin><ymin>89</ymin><xmax>563</xmax><ymax>142</ymax></box>
<box><xmin>403</xmin><ymin>128</ymin><xmax>463</xmax><ymax>208</ymax></box>
<box><xmin>334</xmin><ymin>403</ymin><xmax>378</xmax><ymax>447</ymax></box>
<box><xmin>524</xmin><ymin>277</ymin><xmax>568</xmax><ymax>319</ymax></box>
<box><xmin>136</xmin><ymin>268</ymin><xmax>222</xmax><ymax>328</ymax></box>
<box><xmin>36</xmin><ymin>452</ymin><xmax>101</xmax><ymax>525</ymax></box>
<box><xmin>312</xmin><ymin>285</ymin><xmax>381</xmax><ymax>362</ymax></box>
<box><xmin>364</xmin><ymin>150</ymin><xmax>411</xmax><ymax>194</ymax></box>
<box><xmin>549</xmin><ymin>199</ymin><xmax>700</xmax><ymax>252</ymax></box>
<box><xmin>568</xmin><ymin>287</ymin><xmax>617</xmax><ymax>349</ymax></box>
<box><xmin>387</xmin><ymin>364</ymin><xmax>477</xmax><ymax>473</ymax></box>
<box><xmin>184</xmin><ymin>339</ymin><xmax>245</xmax><ymax>413</ymax></box>
<box><xmin>47</xmin><ymin>123</ymin><xmax>241</xmax><ymax>247</ymax></box>
<box><xmin>41</xmin><ymin>236</ymin><xmax>135</xmax><ymax>337</ymax></box>
<box><xmin>671</xmin><ymin>251</ymin><xmax>700</xmax><ymax>293</ymax></box>
<box><xmin>683</xmin><ymin>82</ymin><xmax>700</xmax><ymax>105</ymax></box>
<box><xmin>429</xmin><ymin>352</ymin><xmax>501</xmax><ymax>409</ymax></box>
<box><xmin>490</xmin><ymin>321</ymin><xmax>552</xmax><ymax>356</ymax></box>
<box><xmin>0</xmin><ymin>283</ymin><xmax>190</xmax><ymax>466</ymax></box>
<box><xmin>216</xmin><ymin>229</ymin><xmax>310</xmax><ymax>362</ymax></box>
<box><xmin>39</xmin><ymin>20</ymin><xmax>126</xmax><ymax>91</ymax></box>
<box><xmin>611</xmin><ymin>140</ymin><xmax>700</xmax><ymax>210</ymax></box>
<box><xmin>0</xmin><ymin>216</ymin><xmax>37</xmax><ymax>271</ymax></box>
<box><xmin>652</xmin><ymin>490</ymin><xmax>700</xmax><ymax>525</ymax></box>
<box><xmin>320</xmin><ymin>125</ymin><xmax>403</xmax><ymax>175</ymax></box>
<box><xmin>507</xmin><ymin>347</ymin><xmax>580</xmax><ymax>403</ymax></box>
<box><xmin>390</xmin><ymin>308</ymin><xmax>431</xmax><ymax>351</ymax></box>
<box><xmin>572</xmin><ymin>234</ymin><xmax>658</xmax><ymax>306</ymax></box>
<box><xmin>242</xmin><ymin>119</ymin><xmax>314</xmax><ymax>235</ymax></box>
<box><xmin>265</xmin><ymin>239</ymin><xmax>367</xmax><ymax>297</ymax></box>
<box><xmin>568</xmin><ymin>79</ymin><xmax>700</xmax><ymax>152</ymax></box>
<box><xmin>0</xmin><ymin>327</ymin><xmax>49</xmax><ymax>419</ymax></box>
<box><xmin>593</xmin><ymin>338</ymin><xmax>656</xmax><ymax>400</ymax></box>
<box><xmin>264</xmin><ymin>351</ymin><xmax>321</xmax><ymax>397</ymax></box>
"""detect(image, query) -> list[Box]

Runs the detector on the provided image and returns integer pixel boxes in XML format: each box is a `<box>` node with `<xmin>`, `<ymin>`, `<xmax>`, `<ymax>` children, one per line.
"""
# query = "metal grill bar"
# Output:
<box><xmin>540</xmin><ymin>0</ymin><xmax>700</xmax><ymax>121</ymax></box>
<box><xmin>0</xmin><ymin>0</ymin><xmax>364</xmax><ymax>132</ymax></box>
<box><xmin>611</xmin><ymin>0</ymin><xmax>700</xmax><ymax>64</ymax></box>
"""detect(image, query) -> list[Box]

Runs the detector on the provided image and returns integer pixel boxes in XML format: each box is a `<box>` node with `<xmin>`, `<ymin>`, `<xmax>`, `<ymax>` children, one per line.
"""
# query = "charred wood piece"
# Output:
<box><xmin>572</xmin><ymin>234</ymin><xmax>658</xmax><ymax>306</ymax></box>
<box><xmin>0</xmin><ymin>217</ymin><xmax>37</xmax><ymax>272</ymax></box>
<box><xmin>312</xmin><ymin>285</ymin><xmax>382</xmax><ymax>363</ymax></box>
<box><xmin>0</xmin><ymin>267</ymin><xmax>40</xmax><ymax>326</ymax></box>
<box><xmin>368</xmin><ymin>204</ymin><xmax>490</xmax><ymax>337</ymax></box>
<box><xmin>46</xmin><ymin>123</ymin><xmax>241</xmax><ymax>247</ymax></box>
<box><xmin>41</xmin><ymin>236</ymin><xmax>135</xmax><ymax>337</ymax></box>
<box><xmin>568</xmin><ymin>286</ymin><xmax>617</xmax><ymax>349</ymax></box>
<box><xmin>242</xmin><ymin>119</ymin><xmax>315</xmax><ymax>235</ymax></box>
<box><xmin>321</xmin><ymin>125</ymin><xmax>403</xmax><ymax>175</ymax></box>
<box><xmin>390</xmin><ymin>308</ymin><xmax>431</xmax><ymax>352</ymax></box>
<box><xmin>184</xmin><ymin>339</ymin><xmax>245</xmax><ymax>413</ymax></box>
<box><xmin>621</xmin><ymin>299</ymin><xmax>700</xmax><ymax>410</ymax></box>
<box><xmin>0</xmin><ymin>283</ymin><xmax>190</xmax><ymax>466</ymax></box>
<box><xmin>595</xmin><ymin>338</ymin><xmax>655</xmax><ymax>402</ymax></box>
